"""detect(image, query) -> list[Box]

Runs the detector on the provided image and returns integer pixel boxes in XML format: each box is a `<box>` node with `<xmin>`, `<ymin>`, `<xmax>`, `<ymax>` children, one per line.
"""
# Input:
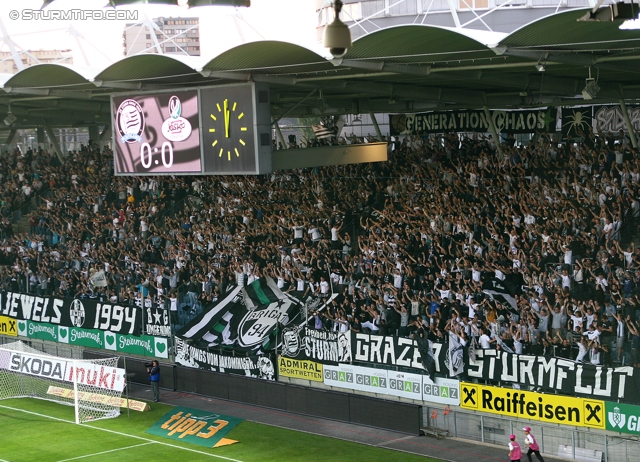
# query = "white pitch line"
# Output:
<box><xmin>0</xmin><ymin>404</ymin><xmax>243</xmax><ymax>462</ymax></box>
<box><xmin>56</xmin><ymin>442</ymin><xmax>152</xmax><ymax>462</ymax></box>
<box><xmin>378</xmin><ymin>435</ymin><xmax>414</xmax><ymax>446</ymax></box>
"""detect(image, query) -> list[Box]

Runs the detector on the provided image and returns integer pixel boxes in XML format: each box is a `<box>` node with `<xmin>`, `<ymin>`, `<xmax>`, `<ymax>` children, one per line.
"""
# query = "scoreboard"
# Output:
<box><xmin>112</xmin><ymin>82</ymin><xmax>272</xmax><ymax>175</ymax></box>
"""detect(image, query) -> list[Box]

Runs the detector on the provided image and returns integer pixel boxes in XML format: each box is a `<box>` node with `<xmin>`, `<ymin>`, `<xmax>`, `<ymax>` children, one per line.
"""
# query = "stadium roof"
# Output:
<box><xmin>2</xmin><ymin>8</ymin><xmax>640</xmax><ymax>129</ymax></box>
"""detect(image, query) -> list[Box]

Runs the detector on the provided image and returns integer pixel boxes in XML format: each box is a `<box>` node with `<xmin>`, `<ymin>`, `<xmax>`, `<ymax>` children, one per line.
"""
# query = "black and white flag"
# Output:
<box><xmin>176</xmin><ymin>285</ymin><xmax>244</xmax><ymax>346</ymax></box>
<box><xmin>145</xmin><ymin>306</ymin><xmax>171</xmax><ymax>337</ymax></box>
<box><xmin>448</xmin><ymin>331</ymin><xmax>465</xmax><ymax>377</ymax></box>
<box><xmin>312</xmin><ymin>124</ymin><xmax>335</xmax><ymax>139</ymax></box>
<box><xmin>176</xmin><ymin>277</ymin><xmax>301</xmax><ymax>353</ymax></box>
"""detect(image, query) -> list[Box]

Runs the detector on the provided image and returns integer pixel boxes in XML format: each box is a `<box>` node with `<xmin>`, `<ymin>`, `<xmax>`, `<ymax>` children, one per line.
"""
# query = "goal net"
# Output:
<box><xmin>0</xmin><ymin>341</ymin><xmax>126</xmax><ymax>424</ymax></box>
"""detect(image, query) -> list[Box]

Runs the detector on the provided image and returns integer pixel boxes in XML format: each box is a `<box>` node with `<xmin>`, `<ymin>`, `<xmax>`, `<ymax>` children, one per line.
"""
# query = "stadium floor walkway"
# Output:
<box><xmin>129</xmin><ymin>385</ymin><xmax>568</xmax><ymax>462</ymax></box>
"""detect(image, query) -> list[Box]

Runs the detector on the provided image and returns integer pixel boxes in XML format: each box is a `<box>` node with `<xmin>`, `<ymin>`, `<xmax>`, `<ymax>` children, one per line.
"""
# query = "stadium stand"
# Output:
<box><xmin>1</xmin><ymin>126</ymin><xmax>639</xmax><ymax>368</ymax></box>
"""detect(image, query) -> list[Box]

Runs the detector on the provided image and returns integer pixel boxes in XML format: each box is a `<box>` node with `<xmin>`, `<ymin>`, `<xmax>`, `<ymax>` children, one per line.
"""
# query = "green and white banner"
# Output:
<box><xmin>606</xmin><ymin>401</ymin><xmax>640</xmax><ymax>435</ymax></box>
<box><xmin>104</xmin><ymin>330</ymin><xmax>168</xmax><ymax>358</ymax></box>
<box><xmin>16</xmin><ymin>319</ymin><xmax>168</xmax><ymax>359</ymax></box>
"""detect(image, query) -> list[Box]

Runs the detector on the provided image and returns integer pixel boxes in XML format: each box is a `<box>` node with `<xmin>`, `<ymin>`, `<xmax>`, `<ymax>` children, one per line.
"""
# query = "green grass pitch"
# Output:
<box><xmin>0</xmin><ymin>398</ymin><xmax>442</xmax><ymax>462</ymax></box>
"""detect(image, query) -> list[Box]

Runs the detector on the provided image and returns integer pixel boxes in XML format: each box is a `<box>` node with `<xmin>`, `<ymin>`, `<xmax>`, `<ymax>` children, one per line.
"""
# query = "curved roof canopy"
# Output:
<box><xmin>3</xmin><ymin>9</ymin><xmax>640</xmax><ymax>129</ymax></box>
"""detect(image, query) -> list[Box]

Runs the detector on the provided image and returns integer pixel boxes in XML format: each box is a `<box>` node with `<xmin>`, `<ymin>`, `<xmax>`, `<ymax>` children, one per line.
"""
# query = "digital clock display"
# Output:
<box><xmin>112</xmin><ymin>90</ymin><xmax>202</xmax><ymax>175</ymax></box>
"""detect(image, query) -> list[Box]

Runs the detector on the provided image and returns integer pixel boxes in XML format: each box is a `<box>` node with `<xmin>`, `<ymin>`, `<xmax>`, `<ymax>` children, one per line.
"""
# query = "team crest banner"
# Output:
<box><xmin>280</xmin><ymin>326</ymin><xmax>341</xmax><ymax>365</ymax></box>
<box><xmin>605</xmin><ymin>401</ymin><xmax>640</xmax><ymax>435</ymax></box>
<box><xmin>177</xmin><ymin>277</ymin><xmax>301</xmax><ymax>353</ymax></box>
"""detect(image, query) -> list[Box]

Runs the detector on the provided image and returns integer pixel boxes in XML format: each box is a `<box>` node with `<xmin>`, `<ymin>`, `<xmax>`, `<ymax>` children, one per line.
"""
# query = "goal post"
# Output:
<box><xmin>0</xmin><ymin>341</ymin><xmax>126</xmax><ymax>424</ymax></box>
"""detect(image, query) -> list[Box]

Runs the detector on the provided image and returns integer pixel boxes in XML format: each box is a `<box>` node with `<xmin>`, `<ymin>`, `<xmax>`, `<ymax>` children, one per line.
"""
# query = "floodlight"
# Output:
<box><xmin>4</xmin><ymin>105</ymin><xmax>16</xmax><ymax>126</ymax></box>
<box><xmin>582</xmin><ymin>78</ymin><xmax>600</xmax><ymax>100</ymax></box>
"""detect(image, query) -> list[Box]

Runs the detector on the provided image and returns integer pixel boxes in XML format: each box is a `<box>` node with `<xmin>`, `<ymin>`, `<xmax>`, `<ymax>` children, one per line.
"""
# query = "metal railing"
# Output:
<box><xmin>0</xmin><ymin>336</ymin><xmax>84</xmax><ymax>359</ymax></box>
<box><xmin>422</xmin><ymin>405</ymin><xmax>639</xmax><ymax>462</ymax></box>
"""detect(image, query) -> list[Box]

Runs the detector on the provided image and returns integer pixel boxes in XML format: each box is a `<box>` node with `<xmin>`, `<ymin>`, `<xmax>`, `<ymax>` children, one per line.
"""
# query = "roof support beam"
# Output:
<box><xmin>496</xmin><ymin>48</ymin><xmax>640</xmax><ymax>76</ymax></box>
<box><xmin>272</xmin><ymin>89</ymin><xmax>317</xmax><ymax>125</ymax></box>
<box><xmin>483</xmin><ymin>105</ymin><xmax>503</xmax><ymax>157</ymax></box>
<box><xmin>43</xmin><ymin>122</ymin><xmax>64</xmax><ymax>163</ymax></box>
<box><xmin>93</xmin><ymin>80</ymin><xmax>142</xmax><ymax>90</ymax></box>
<box><xmin>5</xmin><ymin>128</ymin><xmax>16</xmax><ymax>145</ymax></box>
<box><xmin>2</xmin><ymin>87</ymin><xmax>94</xmax><ymax>100</ymax></box>
<box><xmin>619</xmin><ymin>99</ymin><xmax>638</xmax><ymax>148</ymax></box>
<box><xmin>99</xmin><ymin>124</ymin><xmax>111</xmax><ymax>141</ymax></box>
<box><xmin>199</xmin><ymin>70</ymin><xmax>297</xmax><ymax>86</ymax></box>
<box><xmin>297</xmin><ymin>72</ymin><xmax>397</xmax><ymax>82</ymax></box>
<box><xmin>3</xmin><ymin>87</ymin><xmax>50</xmax><ymax>96</ymax></box>
<box><xmin>330</xmin><ymin>58</ymin><xmax>432</xmax><ymax>76</ymax></box>
<box><xmin>274</xmin><ymin>121</ymin><xmax>287</xmax><ymax>149</ymax></box>
<box><xmin>495</xmin><ymin>48</ymin><xmax>596</xmax><ymax>67</ymax></box>
<box><xmin>434</xmin><ymin>70</ymin><xmax>582</xmax><ymax>96</ymax></box>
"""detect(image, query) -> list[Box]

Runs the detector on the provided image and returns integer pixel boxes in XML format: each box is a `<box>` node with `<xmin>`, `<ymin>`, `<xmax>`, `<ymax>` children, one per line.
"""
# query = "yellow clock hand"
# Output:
<box><xmin>224</xmin><ymin>99</ymin><xmax>230</xmax><ymax>138</ymax></box>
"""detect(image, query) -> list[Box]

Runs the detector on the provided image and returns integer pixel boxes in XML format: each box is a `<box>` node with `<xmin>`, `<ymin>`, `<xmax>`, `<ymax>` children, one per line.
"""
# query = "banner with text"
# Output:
<box><xmin>594</xmin><ymin>105</ymin><xmax>640</xmax><ymax>132</ymax></box>
<box><xmin>174</xmin><ymin>337</ymin><xmax>275</xmax><ymax>380</ymax></box>
<box><xmin>390</xmin><ymin>108</ymin><xmax>556</xmax><ymax>135</ymax></box>
<box><xmin>0</xmin><ymin>291</ymin><xmax>141</xmax><ymax>336</ymax></box>
<box><xmin>280</xmin><ymin>326</ymin><xmax>341</xmax><ymax>364</ymax></box>
<box><xmin>0</xmin><ymin>315</ymin><xmax>17</xmax><ymax>337</ymax></box>
<box><xmin>605</xmin><ymin>401</ymin><xmax>640</xmax><ymax>435</ymax></box>
<box><xmin>277</xmin><ymin>357</ymin><xmax>323</xmax><ymax>382</ymax></box>
<box><xmin>0</xmin><ymin>348</ymin><xmax>126</xmax><ymax>392</ymax></box>
<box><xmin>351</xmin><ymin>332</ymin><xmax>447</xmax><ymax>375</ymax></box>
<box><xmin>466</xmin><ymin>349</ymin><xmax>640</xmax><ymax>404</ymax></box>
<box><xmin>47</xmin><ymin>386</ymin><xmax>149</xmax><ymax>412</ymax></box>
<box><xmin>460</xmin><ymin>382</ymin><xmax>605</xmax><ymax>430</ymax></box>
<box><xmin>323</xmin><ymin>363</ymin><xmax>460</xmax><ymax>404</ymax></box>
<box><xmin>16</xmin><ymin>319</ymin><xmax>168</xmax><ymax>359</ymax></box>
<box><xmin>146</xmin><ymin>406</ymin><xmax>242</xmax><ymax>448</ymax></box>
<box><xmin>324</xmin><ymin>363</ymin><xmax>389</xmax><ymax>395</ymax></box>
<box><xmin>387</xmin><ymin>370</ymin><xmax>424</xmax><ymax>401</ymax></box>
<box><xmin>145</xmin><ymin>306</ymin><xmax>171</xmax><ymax>337</ymax></box>
<box><xmin>422</xmin><ymin>376</ymin><xmax>460</xmax><ymax>406</ymax></box>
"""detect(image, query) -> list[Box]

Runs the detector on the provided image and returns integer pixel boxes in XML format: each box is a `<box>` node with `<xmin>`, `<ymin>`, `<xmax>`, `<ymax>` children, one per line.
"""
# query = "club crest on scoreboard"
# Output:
<box><xmin>116</xmin><ymin>99</ymin><xmax>145</xmax><ymax>143</ymax></box>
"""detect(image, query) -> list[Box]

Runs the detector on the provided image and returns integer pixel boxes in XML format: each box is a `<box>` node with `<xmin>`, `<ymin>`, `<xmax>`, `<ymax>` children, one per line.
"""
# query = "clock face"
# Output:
<box><xmin>209</xmin><ymin>98</ymin><xmax>248</xmax><ymax>162</ymax></box>
<box><xmin>201</xmin><ymin>85</ymin><xmax>257</xmax><ymax>174</ymax></box>
<box><xmin>112</xmin><ymin>90</ymin><xmax>202</xmax><ymax>175</ymax></box>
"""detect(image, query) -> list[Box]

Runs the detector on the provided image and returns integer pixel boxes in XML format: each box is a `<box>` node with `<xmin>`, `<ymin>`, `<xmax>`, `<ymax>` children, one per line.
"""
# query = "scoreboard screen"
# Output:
<box><xmin>112</xmin><ymin>83</ymin><xmax>272</xmax><ymax>176</ymax></box>
<box><xmin>113</xmin><ymin>90</ymin><xmax>202</xmax><ymax>175</ymax></box>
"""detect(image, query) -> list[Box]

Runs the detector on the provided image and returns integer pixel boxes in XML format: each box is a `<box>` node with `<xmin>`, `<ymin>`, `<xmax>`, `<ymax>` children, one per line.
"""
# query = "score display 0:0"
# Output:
<box><xmin>140</xmin><ymin>141</ymin><xmax>174</xmax><ymax>168</ymax></box>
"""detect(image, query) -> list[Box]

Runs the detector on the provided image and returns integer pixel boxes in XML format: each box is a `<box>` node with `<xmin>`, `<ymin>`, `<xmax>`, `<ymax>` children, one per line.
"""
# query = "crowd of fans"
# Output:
<box><xmin>1</xmin><ymin>126</ymin><xmax>640</xmax><ymax>369</ymax></box>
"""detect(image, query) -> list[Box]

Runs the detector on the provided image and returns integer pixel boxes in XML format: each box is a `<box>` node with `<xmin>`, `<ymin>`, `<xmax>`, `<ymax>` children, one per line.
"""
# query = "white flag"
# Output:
<box><xmin>90</xmin><ymin>270</ymin><xmax>108</xmax><ymax>287</ymax></box>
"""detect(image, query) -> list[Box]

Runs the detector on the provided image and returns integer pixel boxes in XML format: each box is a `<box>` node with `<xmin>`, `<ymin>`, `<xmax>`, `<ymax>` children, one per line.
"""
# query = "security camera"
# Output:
<box><xmin>329</xmin><ymin>46</ymin><xmax>348</xmax><ymax>59</ymax></box>
<box><xmin>323</xmin><ymin>1</ymin><xmax>352</xmax><ymax>58</ymax></box>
